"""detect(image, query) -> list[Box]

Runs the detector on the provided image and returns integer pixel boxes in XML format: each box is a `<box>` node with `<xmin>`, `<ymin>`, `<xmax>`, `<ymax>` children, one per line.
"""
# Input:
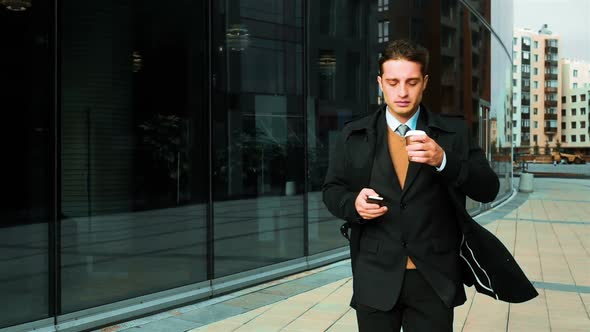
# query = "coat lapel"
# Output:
<box><xmin>401</xmin><ymin>111</ymin><xmax>427</xmax><ymax>194</ymax></box>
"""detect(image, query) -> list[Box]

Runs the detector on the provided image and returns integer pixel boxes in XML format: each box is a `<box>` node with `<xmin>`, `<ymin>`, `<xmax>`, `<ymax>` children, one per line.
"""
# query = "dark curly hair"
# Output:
<box><xmin>378</xmin><ymin>39</ymin><xmax>429</xmax><ymax>76</ymax></box>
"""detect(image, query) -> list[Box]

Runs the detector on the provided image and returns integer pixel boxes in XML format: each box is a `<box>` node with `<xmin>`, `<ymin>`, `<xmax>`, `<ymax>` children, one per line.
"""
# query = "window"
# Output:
<box><xmin>513</xmin><ymin>134</ymin><xmax>517</xmax><ymax>141</ymax></box>
<box><xmin>573</xmin><ymin>83</ymin><xmax>578</xmax><ymax>88</ymax></box>
<box><xmin>533</xmin><ymin>81</ymin><xmax>538</xmax><ymax>88</ymax></box>
<box><xmin>571</xmin><ymin>135</ymin><xmax>577</xmax><ymax>142</ymax></box>
<box><xmin>533</xmin><ymin>67</ymin><xmax>538</xmax><ymax>75</ymax></box>
<box><xmin>572</xmin><ymin>95</ymin><xmax>577</xmax><ymax>102</ymax></box>
<box><xmin>513</xmin><ymin>65</ymin><xmax>517</xmax><ymax>73</ymax></box>
<box><xmin>581</xmin><ymin>94</ymin><xmax>586</xmax><ymax>102</ymax></box>
<box><xmin>522</xmin><ymin>64</ymin><xmax>530</xmax><ymax>73</ymax></box>
<box><xmin>582</xmin><ymin>107</ymin><xmax>587</xmax><ymax>115</ymax></box>
<box><xmin>522</xmin><ymin>51</ymin><xmax>530</xmax><ymax>60</ymax></box>
<box><xmin>581</xmin><ymin>121</ymin><xmax>586</xmax><ymax>129</ymax></box>
<box><xmin>513</xmin><ymin>79</ymin><xmax>517</xmax><ymax>86</ymax></box>
<box><xmin>561</xmin><ymin>135</ymin><xmax>566</xmax><ymax>142</ymax></box>
<box><xmin>523</xmin><ymin>37</ymin><xmax>531</xmax><ymax>46</ymax></box>
<box><xmin>572</xmin><ymin>108</ymin><xmax>577</xmax><ymax>116</ymax></box>
<box><xmin>534</xmin><ymin>40</ymin><xmax>538</xmax><ymax>48</ymax></box>
<box><xmin>571</xmin><ymin>121</ymin><xmax>577</xmax><ymax>129</ymax></box>
<box><xmin>522</xmin><ymin>106</ymin><xmax>530</xmax><ymax>114</ymax></box>
<box><xmin>534</xmin><ymin>94</ymin><xmax>538</xmax><ymax>102</ymax></box>
<box><xmin>573</xmin><ymin>69</ymin><xmax>578</xmax><ymax>77</ymax></box>
<box><xmin>562</xmin><ymin>96</ymin><xmax>566</xmax><ymax>103</ymax></box>
<box><xmin>533</xmin><ymin>134</ymin><xmax>538</xmax><ymax>143</ymax></box>
<box><xmin>523</xmin><ymin>119</ymin><xmax>530</xmax><ymax>127</ymax></box>
<box><xmin>512</xmin><ymin>120</ymin><xmax>517</xmax><ymax>128</ymax></box>
<box><xmin>534</xmin><ymin>121</ymin><xmax>538</xmax><ymax>128</ymax></box>
<box><xmin>561</xmin><ymin>109</ymin><xmax>566</xmax><ymax>116</ymax></box>
<box><xmin>378</xmin><ymin>20</ymin><xmax>390</xmax><ymax>43</ymax></box>
<box><xmin>513</xmin><ymin>37</ymin><xmax>517</xmax><ymax>45</ymax></box>
<box><xmin>534</xmin><ymin>108</ymin><xmax>538</xmax><ymax>115</ymax></box>
<box><xmin>582</xmin><ymin>135</ymin><xmax>587</xmax><ymax>142</ymax></box>
<box><xmin>561</xmin><ymin>122</ymin><xmax>566</xmax><ymax>129</ymax></box>
<box><xmin>513</xmin><ymin>51</ymin><xmax>517</xmax><ymax>58</ymax></box>
<box><xmin>377</xmin><ymin>0</ymin><xmax>389</xmax><ymax>11</ymax></box>
<box><xmin>534</xmin><ymin>54</ymin><xmax>538</xmax><ymax>62</ymax></box>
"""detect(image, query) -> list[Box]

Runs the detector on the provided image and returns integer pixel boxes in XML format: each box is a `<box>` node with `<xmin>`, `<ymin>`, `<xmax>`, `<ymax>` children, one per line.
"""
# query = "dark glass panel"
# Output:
<box><xmin>306</xmin><ymin>0</ymin><xmax>369</xmax><ymax>255</ymax></box>
<box><xmin>0</xmin><ymin>1</ymin><xmax>51</xmax><ymax>328</ymax></box>
<box><xmin>60</xmin><ymin>0</ymin><xmax>208</xmax><ymax>313</ymax></box>
<box><xmin>211</xmin><ymin>0</ymin><xmax>305</xmax><ymax>278</ymax></box>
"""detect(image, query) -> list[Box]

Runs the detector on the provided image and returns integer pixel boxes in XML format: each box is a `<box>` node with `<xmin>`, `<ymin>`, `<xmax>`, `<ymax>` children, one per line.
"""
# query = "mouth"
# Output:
<box><xmin>395</xmin><ymin>101</ymin><xmax>411</xmax><ymax>107</ymax></box>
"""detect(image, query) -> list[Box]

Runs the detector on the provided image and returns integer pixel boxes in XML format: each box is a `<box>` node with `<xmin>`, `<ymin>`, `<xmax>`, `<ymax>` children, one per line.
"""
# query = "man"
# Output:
<box><xmin>322</xmin><ymin>39</ymin><xmax>537</xmax><ymax>331</ymax></box>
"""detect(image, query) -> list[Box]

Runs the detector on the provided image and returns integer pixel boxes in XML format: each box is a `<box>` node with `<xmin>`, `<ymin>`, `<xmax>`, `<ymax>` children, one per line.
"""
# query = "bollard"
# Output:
<box><xmin>518</xmin><ymin>172</ymin><xmax>534</xmax><ymax>193</ymax></box>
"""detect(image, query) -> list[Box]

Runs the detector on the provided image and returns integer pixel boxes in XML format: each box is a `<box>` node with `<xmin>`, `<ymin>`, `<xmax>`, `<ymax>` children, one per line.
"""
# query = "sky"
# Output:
<box><xmin>513</xmin><ymin>0</ymin><xmax>590</xmax><ymax>62</ymax></box>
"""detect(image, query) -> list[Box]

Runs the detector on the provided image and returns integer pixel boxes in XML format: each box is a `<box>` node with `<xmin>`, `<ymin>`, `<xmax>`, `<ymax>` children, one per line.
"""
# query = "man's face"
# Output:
<box><xmin>377</xmin><ymin>59</ymin><xmax>429</xmax><ymax>122</ymax></box>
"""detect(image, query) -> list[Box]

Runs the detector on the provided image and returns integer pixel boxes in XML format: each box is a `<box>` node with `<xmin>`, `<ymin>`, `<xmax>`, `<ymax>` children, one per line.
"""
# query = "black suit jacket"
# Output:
<box><xmin>323</xmin><ymin>105</ymin><xmax>538</xmax><ymax>310</ymax></box>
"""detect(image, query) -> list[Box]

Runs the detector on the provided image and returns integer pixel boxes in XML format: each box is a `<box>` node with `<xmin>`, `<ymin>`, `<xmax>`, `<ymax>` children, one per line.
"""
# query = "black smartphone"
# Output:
<box><xmin>366</xmin><ymin>195</ymin><xmax>384</xmax><ymax>206</ymax></box>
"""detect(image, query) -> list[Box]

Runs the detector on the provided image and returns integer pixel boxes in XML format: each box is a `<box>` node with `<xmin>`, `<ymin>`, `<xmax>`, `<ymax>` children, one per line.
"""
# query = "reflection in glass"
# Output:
<box><xmin>60</xmin><ymin>1</ymin><xmax>208</xmax><ymax>313</ymax></box>
<box><xmin>0</xmin><ymin>1</ymin><xmax>51</xmax><ymax>328</ymax></box>
<box><xmin>212</xmin><ymin>0</ymin><xmax>305</xmax><ymax>278</ymax></box>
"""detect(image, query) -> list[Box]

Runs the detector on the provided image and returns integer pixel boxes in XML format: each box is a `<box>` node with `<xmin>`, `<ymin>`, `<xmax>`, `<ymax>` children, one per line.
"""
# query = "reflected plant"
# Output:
<box><xmin>139</xmin><ymin>114</ymin><xmax>188</xmax><ymax>180</ymax></box>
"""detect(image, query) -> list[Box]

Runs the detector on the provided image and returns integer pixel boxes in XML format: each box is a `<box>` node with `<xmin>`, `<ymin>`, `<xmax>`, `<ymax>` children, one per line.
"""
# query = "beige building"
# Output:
<box><xmin>560</xmin><ymin>59</ymin><xmax>590</xmax><ymax>153</ymax></box>
<box><xmin>512</xmin><ymin>25</ymin><xmax>561</xmax><ymax>155</ymax></box>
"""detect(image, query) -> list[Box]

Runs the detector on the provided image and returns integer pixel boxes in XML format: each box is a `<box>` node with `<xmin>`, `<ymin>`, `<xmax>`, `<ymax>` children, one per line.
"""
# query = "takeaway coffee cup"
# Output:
<box><xmin>404</xmin><ymin>130</ymin><xmax>427</xmax><ymax>146</ymax></box>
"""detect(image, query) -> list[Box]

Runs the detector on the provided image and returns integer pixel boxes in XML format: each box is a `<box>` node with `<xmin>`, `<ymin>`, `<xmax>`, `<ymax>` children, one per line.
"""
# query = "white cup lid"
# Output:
<box><xmin>404</xmin><ymin>130</ymin><xmax>426</xmax><ymax>137</ymax></box>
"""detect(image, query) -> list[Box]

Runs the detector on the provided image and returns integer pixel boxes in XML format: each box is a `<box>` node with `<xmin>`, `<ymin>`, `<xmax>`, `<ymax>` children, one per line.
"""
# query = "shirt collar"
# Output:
<box><xmin>385</xmin><ymin>105</ymin><xmax>421</xmax><ymax>133</ymax></box>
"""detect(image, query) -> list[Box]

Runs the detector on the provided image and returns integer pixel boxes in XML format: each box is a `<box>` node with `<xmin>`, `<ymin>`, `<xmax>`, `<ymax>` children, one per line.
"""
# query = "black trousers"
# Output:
<box><xmin>355</xmin><ymin>270</ymin><xmax>454</xmax><ymax>332</ymax></box>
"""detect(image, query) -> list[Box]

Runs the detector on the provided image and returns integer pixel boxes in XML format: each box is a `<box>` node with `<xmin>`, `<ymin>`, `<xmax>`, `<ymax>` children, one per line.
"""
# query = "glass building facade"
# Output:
<box><xmin>0</xmin><ymin>0</ymin><xmax>513</xmax><ymax>330</ymax></box>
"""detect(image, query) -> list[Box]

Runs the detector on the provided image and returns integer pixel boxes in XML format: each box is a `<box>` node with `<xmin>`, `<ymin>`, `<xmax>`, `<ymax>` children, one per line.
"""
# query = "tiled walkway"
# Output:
<box><xmin>99</xmin><ymin>177</ymin><xmax>590</xmax><ymax>332</ymax></box>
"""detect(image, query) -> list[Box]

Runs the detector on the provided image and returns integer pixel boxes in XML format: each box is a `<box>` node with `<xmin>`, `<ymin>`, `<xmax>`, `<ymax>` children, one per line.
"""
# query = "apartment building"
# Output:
<box><xmin>513</xmin><ymin>25</ymin><xmax>561</xmax><ymax>155</ymax></box>
<box><xmin>560</xmin><ymin>59</ymin><xmax>590</xmax><ymax>154</ymax></box>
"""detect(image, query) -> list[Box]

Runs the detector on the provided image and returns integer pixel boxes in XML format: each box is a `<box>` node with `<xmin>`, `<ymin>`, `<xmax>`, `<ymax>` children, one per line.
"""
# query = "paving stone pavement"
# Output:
<box><xmin>98</xmin><ymin>177</ymin><xmax>590</xmax><ymax>332</ymax></box>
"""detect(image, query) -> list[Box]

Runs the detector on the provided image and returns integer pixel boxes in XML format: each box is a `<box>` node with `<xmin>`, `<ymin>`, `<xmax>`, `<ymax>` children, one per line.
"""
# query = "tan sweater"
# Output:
<box><xmin>387</xmin><ymin>128</ymin><xmax>416</xmax><ymax>269</ymax></box>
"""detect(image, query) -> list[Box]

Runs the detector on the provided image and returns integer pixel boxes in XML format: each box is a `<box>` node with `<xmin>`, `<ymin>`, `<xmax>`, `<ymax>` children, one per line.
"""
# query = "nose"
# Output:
<box><xmin>397</xmin><ymin>84</ymin><xmax>408</xmax><ymax>97</ymax></box>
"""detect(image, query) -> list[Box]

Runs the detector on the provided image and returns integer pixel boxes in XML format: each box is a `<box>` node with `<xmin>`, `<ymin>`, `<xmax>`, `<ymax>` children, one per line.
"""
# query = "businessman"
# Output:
<box><xmin>322</xmin><ymin>39</ymin><xmax>537</xmax><ymax>331</ymax></box>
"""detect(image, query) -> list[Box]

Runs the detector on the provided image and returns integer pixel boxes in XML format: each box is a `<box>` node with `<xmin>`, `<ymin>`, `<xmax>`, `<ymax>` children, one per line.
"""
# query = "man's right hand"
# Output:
<box><xmin>355</xmin><ymin>188</ymin><xmax>388</xmax><ymax>220</ymax></box>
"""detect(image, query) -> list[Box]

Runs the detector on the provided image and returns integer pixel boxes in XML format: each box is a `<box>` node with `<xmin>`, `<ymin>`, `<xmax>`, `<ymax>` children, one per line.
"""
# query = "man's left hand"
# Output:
<box><xmin>406</xmin><ymin>134</ymin><xmax>444</xmax><ymax>167</ymax></box>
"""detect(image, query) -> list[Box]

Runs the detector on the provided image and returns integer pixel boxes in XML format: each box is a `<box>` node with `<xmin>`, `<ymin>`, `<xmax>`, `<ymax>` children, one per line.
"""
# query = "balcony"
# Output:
<box><xmin>544</xmin><ymin>100</ymin><xmax>557</xmax><ymax>107</ymax></box>
<box><xmin>521</xmin><ymin>113</ymin><xmax>530</xmax><ymax>119</ymax></box>
<box><xmin>545</xmin><ymin>73</ymin><xmax>557</xmax><ymax>80</ymax></box>
<box><xmin>522</xmin><ymin>85</ymin><xmax>530</xmax><ymax>92</ymax></box>
<box><xmin>544</xmin><ymin>113</ymin><xmax>557</xmax><ymax>121</ymax></box>
<box><xmin>544</xmin><ymin>59</ymin><xmax>558</xmax><ymax>67</ymax></box>
<box><xmin>544</xmin><ymin>87</ymin><xmax>558</xmax><ymax>93</ymax></box>
<box><xmin>522</xmin><ymin>72</ymin><xmax>530</xmax><ymax>79</ymax></box>
<box><xmin>544</xmin><ymin>125</ymin><xmax>558</xmax><ymax>134</ymax></box>
<box><xmin>522</xmin><ymin>44</ymin><xmax>531</xmax><ymax>51</ymax></box>
<box><xmin>522</xmin><ymin>98</ymin><xmax>530</xmax><ymax>106</ymax></box>
<box><xmin>521</xmin><ymin>126</ymin><xmax>530</xmax><ymax>133</ymax></box>
<box><xmin>545</xmin><ymin>46</ymin><xmax>558</xmax><ymax>54</ymax></box>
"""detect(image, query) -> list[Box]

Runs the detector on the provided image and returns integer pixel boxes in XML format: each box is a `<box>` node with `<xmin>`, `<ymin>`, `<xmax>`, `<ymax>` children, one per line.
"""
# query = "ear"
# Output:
<box><xmin>422</xmin><ymin>74</ymin><xmax>429</xmax><ymax>91</ymax></box>
<box><xmin>377</xmin><ymin>75</ymin><xmax>383</xmax><ymax>91</ymax></box>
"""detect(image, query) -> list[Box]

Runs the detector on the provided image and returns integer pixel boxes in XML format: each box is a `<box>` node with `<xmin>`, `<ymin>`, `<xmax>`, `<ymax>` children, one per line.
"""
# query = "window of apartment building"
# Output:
<box><xmin>523</xmin><ymin>79</ymin><xmax>530</xmax><ymax>88</ymax></box>
<box><xmin>572</xmin><ymin>95</ymin><xmax>577</xmax><ymax>102</ymax></box>
<box><xmin>513</xmin><ymin>79</ymin><xmax>517</xmax><ymax>87</ymax></box>
<box><xmin>572</xmin><ymin>108</ymin><xmax>577</xmax><ymax>116</ymax></box>
<box><xmin>522</xmin><ymin>106</ymin><xmax>530</xmax><ymax>114</ymax></box>
<box><xmin>533</xmin><ymin>67</ymin><xmax>538</xmax><ymax>75</ymax></box>
<box><xmin>513</xmin><ymin>134</ymin><xmax>517</xmax><ymax>141</ymax></box>
<box><xmin>561</xmin><ymin>109</ymin><xmax>566</xmax><ymax>116</ymax></box>
<box><xmin>512</xmin><ymin>65</ymin><xmax>517</xmax><ymax>73</ymax></box>
<box><xmin>523</xmin><ymin>37</ymin><xmax>531</xmax><ymax>46</ymax></box>
<box><xmin>533</xmin><ymin>121</ymin><xmax>538</xmax><ymax>128</ymax></box>
<box><xmin>581</xmin><ymin>121</ymin><xmax>586</xmax><ymax>129</ymax></box>
<box><xmin>582</xmin><ymin>135</ymin><xmax>586</xmax><ymax>142</ymax></box>
<box><xmin>533</xmin><ymin>134</ymin><xmax>538</xmax><ymax>143</ymax></box>
<box><xmin>573</xmin><ymin>69</ymin><xmax>578</xmax><ymax>77</ymax></box>
<box><xmin>534</xmin><ymin>40</ymin><xmax>538</xmax><ymax>48</ymax></box>
<box><xmin>533</xmin><ymin>81</ymin><xmax>538</xmax><ymax>88</ymax></box>
<box><xmin>522</xmin><ymin>51</ymin><xmax>530</xmax><ymax>60</ymax></box>
<box><xmin>377</xmin><ymin>0</ymin><xmax>389</xmax><ymax>11</ymax></box>
<box><xmin>523</xmin><ymin>119</ymin><xmax>530</xmax><ymax>127</ymax></box>
<box><xmin>571</xmin><ymin>135</ymin><xmax>577</xmax><ymax>142</ymax></box>
<box><xmin>561</xmin><ymin>135</ymin><xmax>566</xmax><ymax>142</ymax></box>
<box><xmin>522</xmin><ymin>64</ymin><xmax>530</xmax><ymax>73</ymax></box>
<box><xmin>513</xmin><ymin>51</ymin><xmax>517</xmax><ymax>59</ymax></box>
<box><xmin>571</xmin><ymin>121</ymin><xmax>577</xmax><ymax>129</ymax></box>
<box><xmin>573</xmin><ymin>83</ymin><xmax>578</xmax><ymax>89</ymax></box>
<box><xmin>378</xmin><ymin>20</ymin><xmax>389</xmax><ymax>43</ymax></box>
<box><xmin>534</xmin><ymin>94</ymin><xmax>538</xmax><ymax>102</ymax></box>
<box><xmin>582</xmin><ymin>107</ymin><xmax>587</xmax><ymax>115</ymax></box>
<box><xmin>582</xmin><ymin>94</ymin><xmax>587</xmax><ymax>102</ymax></box>
<box><xmin>562</xmin><ymin>122</ymin><xmax>566</xmax><ymax>129</ymax></box>
<box><xmin>534</xmin><ymin>108</ymin><xmax>538</xmax><ymax>115</ymax></box>
<box><xmin>513</xmin><ymin>37</ymin><xmax>517</xmax><ymax>45</ymax></box>
<box><xmin>562</xmin><ymin>96</ymin><xmax>566</xmax><ymax>103</ymax></box>
<box><xmin>512</xmin><ymin>120</ymin><xmax>517</xmax><ymax>128</ymax></box>
<box><xmin>534</xmin><ymin>54</ymin><xmax>538</xmax><ymax>62</ymax></box>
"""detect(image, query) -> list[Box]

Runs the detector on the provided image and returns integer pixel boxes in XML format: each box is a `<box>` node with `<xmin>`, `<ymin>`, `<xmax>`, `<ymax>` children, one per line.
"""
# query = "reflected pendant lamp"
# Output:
<box><xmin>2</xmin><ymin>0</ymin><xmax>32</xmax><ymax>11</ymax></box>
